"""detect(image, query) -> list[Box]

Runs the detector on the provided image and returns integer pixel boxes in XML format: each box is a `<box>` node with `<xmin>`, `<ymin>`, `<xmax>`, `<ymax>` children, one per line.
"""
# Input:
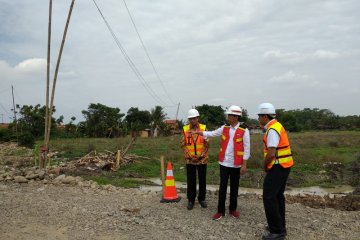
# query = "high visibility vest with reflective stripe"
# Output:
<box><xmin>263</xmin><ymin>120</ymin><xmax>294</xmax><ymax>170</ymax></box>
<box><xmin>183</xmin><ymin>124</ymin><xmax>206</xmax><ymax>156</ymax></box>
<box><xmin>219</xmin><ymin>125</ymin><xmax>245</xmax><ymax>166</ymax></box>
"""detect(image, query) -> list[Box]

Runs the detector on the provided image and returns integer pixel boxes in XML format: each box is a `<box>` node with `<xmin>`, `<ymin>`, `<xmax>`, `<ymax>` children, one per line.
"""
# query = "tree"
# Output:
<box><xmin>81</xmin><ymin>103</ymin><xmax>125</xmax><ymax>137</ymax></box>
<box><xmin>125</xmin><ymin>107</ymin><xmax>151</xmax><ymax>135</ymax></box>
<box><xmin>12</xmin><ymin>104</ymin><xmax>56</xmax><ymax>138</ymax></box>
<box><xmin>56</xmin><ymin>115</ymin><xmax>64</xmax><ymax>125</ymax></box>
<box><xmin>7</xmin><ymin>104</ymin><xmax>57</xmax><ymax>147</ymax></box>
<box><xmin>64</xmin><ymin>116</ymin><xmax>77</xmax><ymax>137</ymax></box>
<box><xmin>195</xmin><ymin>104</ymin><xmax>226</xmax><ymax>130</ymax></box>
<box><xmin>150</xmin><ymin>105</ymin><xmax>167</xmax><ymax>134</ymax></box>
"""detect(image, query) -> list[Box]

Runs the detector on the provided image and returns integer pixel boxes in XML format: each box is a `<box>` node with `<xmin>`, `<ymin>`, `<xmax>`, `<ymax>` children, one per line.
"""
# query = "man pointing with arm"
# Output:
<box><xmin>193</xmin><ymin>105</ymin><xmax>250</xmax><ymax>220</ymax></box>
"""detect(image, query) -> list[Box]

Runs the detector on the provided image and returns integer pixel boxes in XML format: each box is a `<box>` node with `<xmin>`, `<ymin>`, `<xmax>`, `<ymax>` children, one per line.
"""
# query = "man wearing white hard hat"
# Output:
<box><xmin>193</xmin><ymin>105</ymin><xmax>250</xmax><ymax>220</ymax></box>
<box><xmin>181</xmin><ymin>109</ymin><xmax>209</xmax><ymax>210</ymax></box>
<box><xmin>257</xmin><ymin>103</ymin><xmax>294</xmax><ymax>240</ymax></box>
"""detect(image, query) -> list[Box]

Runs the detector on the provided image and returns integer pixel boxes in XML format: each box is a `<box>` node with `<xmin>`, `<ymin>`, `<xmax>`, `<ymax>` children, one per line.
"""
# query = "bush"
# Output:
<box><xmin>0</xmin><ymin>128</ymin><xmax>12</xmax><ymax>142</ymax></box>
<box><xmin>18</xmin><ymin>132</ymin><xmax>35</xmax><ymax>148</ymax></box>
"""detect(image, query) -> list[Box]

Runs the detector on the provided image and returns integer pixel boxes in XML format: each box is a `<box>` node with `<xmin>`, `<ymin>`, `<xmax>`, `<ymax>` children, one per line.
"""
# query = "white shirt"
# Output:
<box><xmin>203</xmin><ymin>122</ymin><xmax>250</xmax><ymax>168</ymax></box>
<box><xmin>264</xmin><ymin>119</ymin><xmax>280</xmax><ymax>163</ymax></box>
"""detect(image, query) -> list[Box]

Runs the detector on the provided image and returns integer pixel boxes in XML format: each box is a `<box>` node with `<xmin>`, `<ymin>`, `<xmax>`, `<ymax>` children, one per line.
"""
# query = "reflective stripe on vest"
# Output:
<box><xmin>183</xmin><ymin>124</ymin><xmax>206</xmax><ymax>156</ymax></box>
<box><xmin>263</xmin><ymin>120</ymin><xmax>294</xmax><ymax>170</ymax></box>
<box><xmin>219</xmin><ymin>125</ymin><xmax>245</xmax><ymax>166</ymax></box>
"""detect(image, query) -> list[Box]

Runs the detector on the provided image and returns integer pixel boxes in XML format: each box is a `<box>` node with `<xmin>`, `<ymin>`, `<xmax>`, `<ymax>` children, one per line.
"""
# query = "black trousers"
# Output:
<box><xmin>217</xmin><ymin>164</ymin><xmax>240</xmax><ymax>214</ymax></box>
<box><xmin>263</xmin><ymin>164</ymin><xmax>291</xmax><ymax>234</ymax></box>
<box><xmin>186</xmin><ymin>164</ymin><xmax>207</xmax><ymax>203</ymax></box>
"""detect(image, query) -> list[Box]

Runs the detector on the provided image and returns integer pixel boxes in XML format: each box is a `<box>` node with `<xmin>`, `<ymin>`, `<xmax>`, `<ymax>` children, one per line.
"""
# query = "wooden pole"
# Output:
<box><xmin>116</xmin><ymin>150</ymin><xmax>121</xmax><ymax>168</ymax></box>
<box><xmin>122</xmin><ymin>137</ymin><xmax>136</xmax><ymax>156</ymax></box>
<box><xmin>42</xmin><ymin>0</ymin><xmax>52</xmax><ymax>169</ymax></box>
<box><xmin>175</xmin><ymin>102</ymin><xmax>180</xmax><ymax>122</ymax></box>
<box><xmin>44</xmin><ymin>0</ymin><xmax>76</xmax><ymax>168</ymax></box>
<box><xmin>160</xmin><ymin>156</ymin><xmax>165</xmax><ymax>192</ymax></box>
<box><xmin>11</xmin><ymin>85</ymin><xmax>18</xmax><ymax>144</ymax></box>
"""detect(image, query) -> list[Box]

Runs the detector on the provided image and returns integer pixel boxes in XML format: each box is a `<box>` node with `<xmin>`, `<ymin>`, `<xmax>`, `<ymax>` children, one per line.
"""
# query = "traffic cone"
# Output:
<box><xmin>160</xmin><ymin>161</ymin><xmax>181</xmax><ymax>203</ymax></box>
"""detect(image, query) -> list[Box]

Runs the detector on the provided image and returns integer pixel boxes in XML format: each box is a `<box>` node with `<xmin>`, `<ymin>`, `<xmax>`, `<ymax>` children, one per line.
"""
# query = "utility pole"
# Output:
<box><xmin>174</xmin><ymin>102</ymin><xmax>180</xmax><ymax>136</ymax></box>
<box><xmin>175</xmin><ymin>102</ymin><xmax>180</xmax><ymax>121</ymax></box>
<box><xmin>0</xmin><ymin>114</ymin><xmax>3</xmax><ymax>123</ymax></box>
<box><xmin>11</xmin><ymin>85</ymin><xmax>18</xmax><ymax>143</ymax></box>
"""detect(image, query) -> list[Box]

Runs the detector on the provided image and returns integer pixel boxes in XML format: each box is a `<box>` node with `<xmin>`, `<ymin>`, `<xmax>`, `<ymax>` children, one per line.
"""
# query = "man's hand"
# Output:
<box><xmin>263</xmin><ymin>147</ymin><xmax>276</xmax><ymax>172</ymax></box>
<box><xmin>263</xmin><ymin>162</ymin><xmax>268</xmax><ymax>172</ymax></box>
<box><xmin>191</xmin><ymin>156</ymin><xmax>199</xmax><ymax>161</ymax></box>
<box><xmin>240</xmin><ymin>165</ymin><xmax>247</xmax><ymax>176</ymax></box>
<box><xmin>190</xmin><ymin>131</ymin><xmax>202</xmax><ymax>136</ymax></box>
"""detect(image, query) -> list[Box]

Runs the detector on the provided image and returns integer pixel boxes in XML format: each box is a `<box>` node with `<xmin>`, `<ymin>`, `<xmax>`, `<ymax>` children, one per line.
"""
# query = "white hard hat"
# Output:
<box><xmin>225</xmin><ymin>105</ymin><xmax>242</xmax><ymax>116</ymax></box>
<box><xmin>257</xmin><ymin>102</ymin><xmax>276</xmax><ymax>115</ymax></box>
<box><xmin>187</xmin><ymin>109</ymin><xmax>200</xmax><ymax>118</ymax></box>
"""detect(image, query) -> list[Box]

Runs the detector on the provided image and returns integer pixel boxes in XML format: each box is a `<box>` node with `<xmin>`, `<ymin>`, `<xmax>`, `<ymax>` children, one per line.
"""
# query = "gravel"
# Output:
<box><xmin>0</xmin><ymin>182</ymin><xmax>359</xmax><ymax>240</ymax></box>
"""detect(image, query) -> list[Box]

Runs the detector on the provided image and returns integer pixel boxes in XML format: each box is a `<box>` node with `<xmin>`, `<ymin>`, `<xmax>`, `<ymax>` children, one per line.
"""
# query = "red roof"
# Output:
<box><xmin>164</xmin><ymin>119</ymin><xmax>177</xmax><ymax>124</ymax></box>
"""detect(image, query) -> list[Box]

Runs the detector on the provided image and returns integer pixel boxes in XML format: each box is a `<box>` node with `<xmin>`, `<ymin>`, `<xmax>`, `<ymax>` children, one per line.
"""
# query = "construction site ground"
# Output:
<box><xmin>0</xmin><ymin>181</ymin><xmax>359</xmax><ymax>240</ymax></box>
<box><xmin>0</xmin><ymin>142</ymin><xmax>359</xmax><ymax>239</ymax></box>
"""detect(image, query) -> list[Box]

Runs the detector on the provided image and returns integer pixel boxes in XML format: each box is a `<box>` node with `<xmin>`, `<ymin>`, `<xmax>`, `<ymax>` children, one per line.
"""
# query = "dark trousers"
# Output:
<box><xmin>186</xmin><ymin>164</ymin><xmax>207</xmax><ymax>203</ymax></box>
<box><xmin>217</xmin><ymin>164</ymin><xmax>240</xmax><ymax>214</ymax></box>
<box><xmin>263</xmin><ymin>164</ymin><xmax>291</xmax><ymax>234</ymax></box>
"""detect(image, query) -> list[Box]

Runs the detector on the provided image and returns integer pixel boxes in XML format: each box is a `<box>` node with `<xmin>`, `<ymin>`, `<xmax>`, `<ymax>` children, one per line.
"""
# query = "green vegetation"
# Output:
<box><xmin>42</xmin><ymin>131</ymin><xmax>360</xmax><ymax>188</ymax></box>
<box><xmin>2</xmin><ymin>102</ymin><xmax>359</xmax><ymax>188</ymax></box>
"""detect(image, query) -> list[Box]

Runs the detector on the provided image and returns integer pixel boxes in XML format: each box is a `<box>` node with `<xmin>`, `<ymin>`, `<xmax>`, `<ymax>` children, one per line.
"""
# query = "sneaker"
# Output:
<box><xmin>212</xmin><ymin>212</ymin><xmax>225</xmax><ymax>220</ymax></box>
<box><xmin>229</xmin><ymin>210</ymin><xmax>240</xmax><ymax>218</ymax></box>
<box><xmin>187</xmin><ymin>201</ymin><xmax>194</xmax><ymax>210</ymax></box>
<box><xmin>262</xmin><ymin>232</ymin><xmax>286</xmax><ymax>240</ymax></box>
<box><xmin>199</xmin><ymin>200</ymin><xmax>207</xmax><ymax>208</ymax></box>
<box><xmin>265</xmin><ymin>226</ymin><xmax>287</xmax><ymax>236</ymax></box>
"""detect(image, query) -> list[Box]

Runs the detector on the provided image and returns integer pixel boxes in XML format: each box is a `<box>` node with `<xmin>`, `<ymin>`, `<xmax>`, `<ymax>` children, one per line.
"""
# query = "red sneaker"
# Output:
<box><xmin>212</xmin><ymin>212</ymin><xmax>225</xmax><ymax>220</ymax></box>
<box><xmin>229</xmin><ymin>210</ymin><xmax>240</xmax><ymax>218</ymax></box>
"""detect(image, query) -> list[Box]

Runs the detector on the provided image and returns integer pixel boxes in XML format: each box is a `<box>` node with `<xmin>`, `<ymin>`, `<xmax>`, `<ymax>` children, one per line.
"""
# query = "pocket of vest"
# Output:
<box><xmin>236</xmin><ymin>151</ymin><xmax>244</xmax><ymax>156</ymax></box>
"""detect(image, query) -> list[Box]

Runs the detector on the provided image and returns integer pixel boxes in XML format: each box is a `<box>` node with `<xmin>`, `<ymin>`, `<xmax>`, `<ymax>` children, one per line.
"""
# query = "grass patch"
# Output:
<box><xmin>26</xmin><ymin>130</ymin><xmax>360</xmax><ymax>188</ymax></box>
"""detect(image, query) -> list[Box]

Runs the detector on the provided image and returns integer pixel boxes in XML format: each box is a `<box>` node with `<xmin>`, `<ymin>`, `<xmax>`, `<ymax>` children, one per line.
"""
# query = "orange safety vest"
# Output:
<box><xmin>219</xmin><ymin>125</ymin><xmax>245</xmax><ymax>166</ymax></box>
<box><xmin>183</xmin><ymin>124</ymin><xmax>207</xmax><ymax>157</ymax></box>
<box><xmin>263</xmin><ymin>120</ymin><xmax>294</xmax><ymax>170</ymax></box>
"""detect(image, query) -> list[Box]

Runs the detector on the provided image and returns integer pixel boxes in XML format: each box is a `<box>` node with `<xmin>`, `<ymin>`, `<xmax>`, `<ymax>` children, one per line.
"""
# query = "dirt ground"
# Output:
<box><xmin>0</xmin><ymin>143</ymin><xmax>359</xmax><ymax>239</ymax></box>
<box><xmin>0</xmin><ymin>181</ymin><xmax>359</xmax><ymax>240</ymax></box>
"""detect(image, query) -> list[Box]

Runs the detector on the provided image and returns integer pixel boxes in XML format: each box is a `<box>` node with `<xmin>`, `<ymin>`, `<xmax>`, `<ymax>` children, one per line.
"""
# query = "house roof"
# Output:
<box><xmin>164</xmin><ymin>119</ymin><xmax>177</xmax><ymax>124</ymax></box>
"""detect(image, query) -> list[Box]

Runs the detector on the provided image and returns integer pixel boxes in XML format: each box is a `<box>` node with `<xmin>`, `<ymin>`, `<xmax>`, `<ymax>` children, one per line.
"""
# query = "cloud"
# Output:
<box><xmin>0</xmin><ymin>0</ymin><xmax>359</xmax><ymax>119</ymax></box>
<box><xmin>268</xmin><ymin>71</ymin><xmax>318</xmax><ymax>86</ymax></box>
<box><xmin>312</xmin><ymin>50</ymin><xmax>340</xmax><ymax>60</ymax></box>
<box><xmin>263</xmin><ymin>49</ymin><xmax>341</xmax><ymax>64</ymax></box>
<box><xmin>14</xmin><ymin>58</ymin><xmax>46</xmax><ymax>73</ymax></box>
<box><xmin>209</xmin><ymin>98</ymin><xmax>227</xmax><ymax>103</ymax></box>
<box><xmin>263</xmin><ymin>50</ymin><xmax>305</xmax><ymax>64</ymax></box>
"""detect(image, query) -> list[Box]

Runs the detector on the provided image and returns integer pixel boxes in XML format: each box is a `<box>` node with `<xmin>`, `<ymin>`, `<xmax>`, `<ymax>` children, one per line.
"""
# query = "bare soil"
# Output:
<box><xmin>0</xmin><ymin>143</ymin><xmax>359</xmax><ymax>239</ymax></box>
<box><xmin>0</xmin><ymin>181</ymin><xmax>359</xmax><ymax>240</ymax></box>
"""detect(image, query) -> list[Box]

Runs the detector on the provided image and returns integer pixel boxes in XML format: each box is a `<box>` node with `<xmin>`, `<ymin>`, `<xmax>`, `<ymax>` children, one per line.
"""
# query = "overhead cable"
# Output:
<box><xmin>0</xmin><ymin>102</ymin><xmax>12</xmax><ymax>116</ymax></box>
<box><xmin>122</xmin><ymin>0</ymin><xmax>177</xmax><ymax>105</ymax></box>
<box><xmin>92</xmin><ymin>0</ymin><xmax>168</xmax><ymax>106</ymax></box>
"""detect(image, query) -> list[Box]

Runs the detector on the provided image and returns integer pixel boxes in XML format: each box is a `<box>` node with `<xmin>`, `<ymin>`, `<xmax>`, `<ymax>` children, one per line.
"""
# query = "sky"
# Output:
<box><xmin>0</xmin><ymin>0</ymin><xmax>359</xmax><ymax>124</ymax></box>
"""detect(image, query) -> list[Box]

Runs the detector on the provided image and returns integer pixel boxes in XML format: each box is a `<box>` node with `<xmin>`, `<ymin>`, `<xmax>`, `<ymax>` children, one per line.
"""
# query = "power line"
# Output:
<box><xmin>13</xmin><ymin>88</ymin><xmax>24</xmax><ymax>106</ymax></box>
<box><xmin>0</xmin><ymin>88</ymin><xmax>10</xmax><ymax>94</ymax></box>
<box><xmin>92</xmin><ymin>0</ymin><xmax>168</xmax><ymax>106</ymax></box>
<box><xmin>0</xmin><ymin>102</ymin><xmax>12</xmax><ymax>116</ymax></box>
<box><xmin>122</xmin><ymin>0</ymin><xmax>176</xmax><ymax>105</ymax></box>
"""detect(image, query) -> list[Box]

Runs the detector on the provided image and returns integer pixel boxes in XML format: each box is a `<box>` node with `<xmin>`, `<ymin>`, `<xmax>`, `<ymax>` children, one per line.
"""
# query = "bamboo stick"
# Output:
<box><xmin>160</xmin><ymin>156</ymin><xmax>165</xmax><ymax>192</ymax></box>
<box><xmin>44</xmin><ymin>0</ymin><xmax>76</xmax><ymax>168</ymax></box>
<box><xmin>42</xmin><ymin>0</ymin><xmax>52</xmax><ymax>169</ymax></box>
<box><xmin>116</xmin><ymin>150</ymin><xmax>121</xmax><ymax>168</ymax></box>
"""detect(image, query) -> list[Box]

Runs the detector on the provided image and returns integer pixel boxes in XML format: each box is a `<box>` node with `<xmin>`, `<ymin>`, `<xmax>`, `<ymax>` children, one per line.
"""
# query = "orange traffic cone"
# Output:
<box><xmin>160</xmin><ymin>161</ymin><xmax>181</xmax><ymax>203</ymax></box>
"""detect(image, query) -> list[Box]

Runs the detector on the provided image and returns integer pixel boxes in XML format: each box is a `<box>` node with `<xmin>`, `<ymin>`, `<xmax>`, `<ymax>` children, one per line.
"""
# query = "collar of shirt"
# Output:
<box><xmin>190</xmin><ymin>123</ymin><xmax>199</xmax><ymax>130</ymax></box>
<box><xmin>230</xmin><ymin>122</ymin><xmax>240</xmax><ymax>129</ymax></box>
<box><xmin>264</xmin><ymin>119</ymin><xmax>276</xmax><ymax>130</ymax></box>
